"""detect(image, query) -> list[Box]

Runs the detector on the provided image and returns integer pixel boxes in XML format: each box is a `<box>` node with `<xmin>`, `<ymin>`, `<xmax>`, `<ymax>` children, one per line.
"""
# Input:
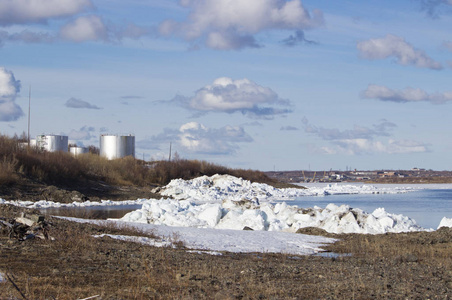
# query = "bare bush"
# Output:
<box><xmin>0</xmin><ymin>134</ymin><xmax>275</xmax><ymax>188</ymax></box>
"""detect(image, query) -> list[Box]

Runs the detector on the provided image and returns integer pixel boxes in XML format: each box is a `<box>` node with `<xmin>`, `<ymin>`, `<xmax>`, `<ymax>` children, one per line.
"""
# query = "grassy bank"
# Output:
<box><xmin>0</xmin><ymin>205</ymin><xmax>450</xmax><ymax>299</ymax></box>
<box><xmin>0</xmin><ymin>134</ymin><xmax>276</xmax><ymax>188</ymax></box>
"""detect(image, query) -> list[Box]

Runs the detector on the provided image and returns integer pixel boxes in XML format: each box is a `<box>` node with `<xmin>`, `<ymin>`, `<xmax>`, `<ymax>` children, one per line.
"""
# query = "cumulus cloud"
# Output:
<box><xmin>0</xmin><ymin>0</ymin><xmax>93</xmax><ymax>26</ymax></box>
<box><xmin>357</xmin><ymin>34</ymin><xmax>442</xmax><ymax>70</ymax></box>
<box><xmin>60</xmin><ymin>15</ymin><xmax>150</xmax><ymax>43</ymax></box>
<box><xmin>362</xmin><ymin>84</ymin><xmax>452</xmax><ymax>104</ymax></box>
<box><xmin>60</xmin><ymin>15</ymin><xmax>108</xmax><ymax>42</ymax></box>
<box><xmin>138</xmin><ymin>122</ymin><xmax>253</xmax><ymax>155</ymax></box>
<box><xmin>302</xmin><ymin>118</ymin><xmax>428</xmax><ymax>155</ymax></box>
<box><xmin>0</xmin><ymin>1</ymin><xmax>149</xmax><ymax>46</ymax></box>
<box><xmin>0</xmin><ymin>67</ymin><xmax>24</xmax><ymax>122</ymax></box>
<box><xmin>65</xmin><ymin>97</ymin><xmax>101</xmax><ymax>109</ymax></box>
<box><xmin>171</xmin><ymin>77</ymin><xmax>291</xmax><ymax>119</ymax></box>
<box><xmin>159</xmin><ymin>0</ymin><xmax>323</xmax><ymax>50</ymax></box>
<box><xmin>68</xmin><ymin>126</ymin><xmax>96</xmax><ymax>140</ymax></box>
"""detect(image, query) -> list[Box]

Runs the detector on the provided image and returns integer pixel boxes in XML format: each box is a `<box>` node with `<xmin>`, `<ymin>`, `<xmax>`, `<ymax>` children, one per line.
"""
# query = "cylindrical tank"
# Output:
<box><xmin>100</xmin><ymin>134</ymin><xmax>135</xmax><ymax>160</ymax></box>
<box><xmin>36</xmin><ymin>135</ymin><xmax>68</xmax><ymax>152</ymax></box>
<box><xmin>70</xmin><ymin>146</ymin><xmax>89</xmax><ymax>156</ymax></box>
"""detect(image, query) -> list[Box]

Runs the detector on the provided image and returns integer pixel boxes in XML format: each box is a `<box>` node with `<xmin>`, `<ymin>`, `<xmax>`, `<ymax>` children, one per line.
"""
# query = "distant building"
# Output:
<box><xmin>100</xmin><ymin>134</ymin><xmax>135</xmax><ymax>160</ymax></box>
<box><xmin>36</xmin><ymin>135</ymin><xmax>68</xmax><ymax>152</ymax></box>
<box><xmin>69</xmin><ymin>146</ymin><xmax>89</xmax><ymax>156</ymax></box>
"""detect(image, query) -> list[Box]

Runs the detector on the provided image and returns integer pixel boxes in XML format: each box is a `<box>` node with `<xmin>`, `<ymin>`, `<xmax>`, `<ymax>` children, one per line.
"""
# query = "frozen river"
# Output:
<box><xmin>285</xmin><ymin>183</ymin><xmax>452</xmax><ymax>229</ymax></box>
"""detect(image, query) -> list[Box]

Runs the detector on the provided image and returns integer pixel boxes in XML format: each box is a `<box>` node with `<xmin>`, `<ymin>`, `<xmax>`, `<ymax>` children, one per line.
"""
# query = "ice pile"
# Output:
<box><xmin>0</xmin><ymin>198</ymin><xmax>150</xmax><ymax>209</ymax></box>
<box><xmin>437</xmin><ymin>217</ymin><xmax>452</xmax><ymax>229</ymax></box>
<box><xmin>158</xmin><ymin>174</ymin><xmax>410</xmax><ymax>203</ymax></box>
<box><xmin>120</xmin><ymin>198</ymin><xmax>424</xmax><ymax>234</ymax></box>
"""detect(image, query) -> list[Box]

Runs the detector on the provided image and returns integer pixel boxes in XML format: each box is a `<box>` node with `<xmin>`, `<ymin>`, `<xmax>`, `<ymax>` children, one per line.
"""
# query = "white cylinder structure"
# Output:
<box><xmin>36</xmin><ymin>135</ymin><xmax>68</xmax><ymax>152</ymax></box>
<box><xmin>70</xmin><ymin>146</ymin><xmax>89</xmax><ymax>156</ymax></box>
<box><xmin>100</xmin><ymin>134</ymin><xmax>135</xmax><ymax>160</ymax></box>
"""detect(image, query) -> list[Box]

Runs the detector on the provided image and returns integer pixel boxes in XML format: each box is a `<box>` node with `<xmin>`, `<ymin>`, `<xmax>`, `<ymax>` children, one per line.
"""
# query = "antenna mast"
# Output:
<box><xmin>28</xmin><ymin>86</ymin><xmax>31</xmax><ymax>146</ymax></box>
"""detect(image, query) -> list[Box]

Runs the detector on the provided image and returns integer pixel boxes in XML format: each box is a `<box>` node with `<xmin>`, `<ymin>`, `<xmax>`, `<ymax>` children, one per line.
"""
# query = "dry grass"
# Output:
<box><xmin>0</xmin><ymin>134</ymin><xmax>279</xmax><ymax>189</ymax></box>
<box><xmin>326</xmin><ymin>229</ymin><xmax>452</xmax><ymax>265</ymax></box>
<box><xmin>1</xmin><ymin>214</ymin><xmax>451</xmax><ymax>299</ymax></box>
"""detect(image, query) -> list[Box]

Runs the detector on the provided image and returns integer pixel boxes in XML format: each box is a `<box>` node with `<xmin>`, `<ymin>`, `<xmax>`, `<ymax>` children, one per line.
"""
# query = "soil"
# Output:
<box><xmin>0</xmin><ymin>176</ymin><xmax>161</xmax><ymax>203</ymax></box>
<box><xmin>0</xmin><ymin>204</ymin><xmax>451</xmax><ymax>299</ymax></box>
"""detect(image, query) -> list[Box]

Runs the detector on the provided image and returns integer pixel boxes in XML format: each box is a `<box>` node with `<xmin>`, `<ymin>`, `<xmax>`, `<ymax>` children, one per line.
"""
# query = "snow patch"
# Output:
<box><xmin>437</xmin><ymin>217</ymin><xmax>452</xmax><ymax>229</ymax></box>
<box><xmin>68</xmin><ymin>218</ymin><xmax>335</xmax><ymax>255</ymax></box>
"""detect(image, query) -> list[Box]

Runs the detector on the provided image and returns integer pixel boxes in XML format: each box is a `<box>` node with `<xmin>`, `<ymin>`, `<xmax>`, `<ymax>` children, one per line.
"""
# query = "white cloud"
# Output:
<box><xmin>60</xmin><ymin>15</ymin><xmax>108</xmax><ymax>42</ymax></box>
<box><xmin>138</xmin><ymin>122</ymin><xmax>253</xmax><ymax>155</ymax></box>
<box><xmin>59</xmin><ymin>15</ymin><xmax>151</xmax><ymax>43</ymax></box>
<box><xmin>357</xmin><ymin>34</ymin><xmax>442</xmax><ymax>70</ymax></box>
<box><xmin>65</xmin><ymin>97</ymin><xmax>102</xmax><ymax>109</ymax></box>
<box><xmin>0</xmin><ymin>67</ymin><xmax>24</xmax><ymax>122</ymax></box>
<box><xmin>172</xmin><ymin>77</ymin><xmax>291</xmax><ymax>118</ymax></box>
<box><xmin>319</xmin><ymin>139</ymin><xmax>429</xmax><ymax>155</ymax></box>
<box><xmin>0</xmin><ymin>0</ymin><xmax>93</xmax><ymax>25</ymax></box>
<box><xmin>302</xmin><ymin>118</ymin><xmax>429</xmax><ymax>155</ymax></box>
<box><xmin>179</xmin><ymin>122</ymin><xmax>253</xmax><ymax>154</ymax></box>
<box><xmin>68</xmin><ymin>126</ymin><xmax>96</xmax><ymax>140</ymax></box>
<box><xmin>362</xmin><ymin>84</ymin><xmax>452</xmax><ymax>104</ymax></box>
<box><xmin>159</xmin><ymin>0</ymin><xmax>323</xmax><ymax>50</ymax></box>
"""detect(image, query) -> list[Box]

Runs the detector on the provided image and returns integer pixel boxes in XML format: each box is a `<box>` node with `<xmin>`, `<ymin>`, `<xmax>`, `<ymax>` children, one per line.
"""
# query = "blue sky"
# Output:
<box><xmin>1</xmin><ymin>0</ymin><xmax>452</xmax><ymax>171</ymax></box>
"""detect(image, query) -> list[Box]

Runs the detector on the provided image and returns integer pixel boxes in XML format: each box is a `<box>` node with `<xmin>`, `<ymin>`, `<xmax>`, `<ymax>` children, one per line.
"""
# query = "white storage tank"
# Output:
<box><xmin>100</xmin><ymin>134</ymin><xmax>135</xmax><ymax>160</ymax></box>
<box><xmin>70</xmin><ymin>146</ymin><xmax>89</xmax><ymax>156</ymax></box>
<box><xmin>36</xmin><ymin>135</ymin><xmax>68</xmax><ymax>152</ymax></box>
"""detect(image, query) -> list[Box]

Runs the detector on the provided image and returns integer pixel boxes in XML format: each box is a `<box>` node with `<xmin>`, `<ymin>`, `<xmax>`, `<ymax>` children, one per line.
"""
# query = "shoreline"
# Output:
<box><xmin>1</xmin><ymin>204</ymin><xmax>451</xmax><ymax>299</ymax></box>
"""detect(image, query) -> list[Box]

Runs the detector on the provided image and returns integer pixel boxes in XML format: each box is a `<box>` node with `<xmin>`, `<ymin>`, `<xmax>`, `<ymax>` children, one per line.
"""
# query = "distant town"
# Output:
<box><xmin>265</xmin><ymin>168</ymin><xmax>452</xmax><ymax>184</ymax></box>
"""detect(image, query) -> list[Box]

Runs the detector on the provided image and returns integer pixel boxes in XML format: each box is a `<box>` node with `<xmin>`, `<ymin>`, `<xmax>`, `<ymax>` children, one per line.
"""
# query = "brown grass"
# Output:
<box><xmin>0</xmin><ymin>134</ymin><xmax>279</xmax><ymax>189</ymax></box>
<box><xmin>1</xmin><ymin>209</ymin><xmax>451</xmax><ymax>299</ymax></box>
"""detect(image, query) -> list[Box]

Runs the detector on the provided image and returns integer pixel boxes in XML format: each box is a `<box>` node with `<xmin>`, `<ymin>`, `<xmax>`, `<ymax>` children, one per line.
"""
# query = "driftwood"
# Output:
<box><xmin>0</xmin><ymin>213</ymin><xmax>53</xmax><ymax>241</ymax></box>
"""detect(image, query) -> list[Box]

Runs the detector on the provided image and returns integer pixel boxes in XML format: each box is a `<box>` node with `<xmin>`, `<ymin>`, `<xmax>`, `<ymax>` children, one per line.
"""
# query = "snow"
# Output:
<box><xmin>67</xmin><ymin>218</ymin><xmax>336</xmax><ymax>256</ymax></box>
<box><xmin>158</xmin><ymin>174</ymin><xmax>413</xmax><ymax>203</ymax></box>
<box><xmin>437</xmin><ymin>217</ymin><xmax>452</xmax><ymax>229</ymax></box>
<box><xmin>119</xmin><ymin>198</ymin><xmax>424</xmax><ymax>234</ymax></box>
<box><xmin>117</xmin><ymin>174</ymin><xmax>425</xmax><ymax>234</ymax></box>
<box><xmin>0</xmin><ymin>198</ymin><xmax>150</xmax><ymax>209</ymax></box>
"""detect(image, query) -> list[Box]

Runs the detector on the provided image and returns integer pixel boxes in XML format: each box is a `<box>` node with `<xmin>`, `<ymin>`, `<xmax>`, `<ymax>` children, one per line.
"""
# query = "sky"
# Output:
<box><xmin>1</xmin><ymin>0</ymin><xmax>452</xmax><ymax>172</ymax></box>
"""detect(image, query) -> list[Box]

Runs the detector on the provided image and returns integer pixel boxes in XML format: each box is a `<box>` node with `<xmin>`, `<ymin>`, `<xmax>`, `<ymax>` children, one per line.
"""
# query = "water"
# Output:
<box><xmin>281</xmin><ymin>184</ymin><xmax>452</xmax><ymax>230</ymax></box>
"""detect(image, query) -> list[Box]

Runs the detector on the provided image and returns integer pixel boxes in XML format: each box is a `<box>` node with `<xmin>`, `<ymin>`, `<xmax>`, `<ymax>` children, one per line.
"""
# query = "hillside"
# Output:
<box><xmin>0</xmin><ymin>134</ymin><xmax>282</xmax><ymax>202</ymax></box>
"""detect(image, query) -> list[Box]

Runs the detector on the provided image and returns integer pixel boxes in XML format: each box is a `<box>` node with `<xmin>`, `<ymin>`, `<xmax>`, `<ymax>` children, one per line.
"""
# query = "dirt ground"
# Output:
<box><xmin>0</xmin><ymin>177</ymin><xmax>161</xmax><ymax>203</ymax></box>
<box><xmin>1</xmin><ymin>204</ymin><xmax>451</xmax><ymax>299</ymax></box>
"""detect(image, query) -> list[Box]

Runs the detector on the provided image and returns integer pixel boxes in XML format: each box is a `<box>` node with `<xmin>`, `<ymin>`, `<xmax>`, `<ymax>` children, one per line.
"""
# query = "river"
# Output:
<box><xmin>286</xmin><ymin>183</ymin><xmax>452</xmax><ymax>229</ymax></box>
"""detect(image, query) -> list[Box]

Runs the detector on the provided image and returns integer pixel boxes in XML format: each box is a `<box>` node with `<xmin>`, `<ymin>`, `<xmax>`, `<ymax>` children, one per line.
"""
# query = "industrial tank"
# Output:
<box><xmin>100</xmin><ymin>134</ymin><xmax>135</xmax><ymax>160</ymax></box>
<box><xmin>69</xmin><ymin>146</ymin><xmax>89</xmax><ymax>156</ymax></box>
<box><xmin>36</xmin><ymin>135</ymin><xmax>68</xmax><ymax>152</ymax></box>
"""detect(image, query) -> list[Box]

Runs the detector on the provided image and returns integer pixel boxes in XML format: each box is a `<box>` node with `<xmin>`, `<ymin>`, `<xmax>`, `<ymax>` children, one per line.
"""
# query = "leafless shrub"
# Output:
<box><xmin>0</xmin><ymin>134</ymin><xmax>276</xmax><ymax>188</ymax></box>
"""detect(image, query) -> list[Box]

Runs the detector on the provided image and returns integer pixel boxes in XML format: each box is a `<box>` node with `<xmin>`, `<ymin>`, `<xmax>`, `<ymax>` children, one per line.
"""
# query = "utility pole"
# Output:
<box><xmin>168</xmin><ymin>142</ymin><xmax>172</xmax><ymax>161</ymax></box>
